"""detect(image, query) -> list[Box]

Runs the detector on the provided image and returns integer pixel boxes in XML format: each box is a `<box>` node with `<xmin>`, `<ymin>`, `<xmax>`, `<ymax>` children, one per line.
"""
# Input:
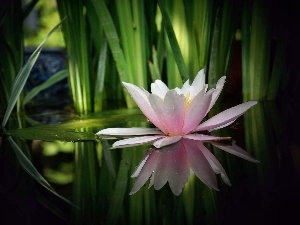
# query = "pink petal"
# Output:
<box><xmin>167</xmin><ymin>142</ymin><xmax>189</xmax><ymax>195</ymax></box>
<box><xmin>182</xmin><ymin>90</ymin><xmax>213</xmax><ymax>134</ymax></box>
<box><xmin>183</xmin><ymin>139</ymin><xmax>219</xmax><ymax>190</ymax></box>
<box><xmin>152</xmin><ymin>152</ymin><xmax>171</xmax><ymax>190</ymax></box>
<box><xmin>96</xmin><ymin>127</ymin><xmax>163</xmax><ymax>136</ymax></box>
<box><xmin>195</xmin><ymin>101</ymin><xmax>258</xmax><ymax>132</ymax></box>
<box><xmin>130</xmin><ymin>148</ymin><xmax>160</xmax><ymax>195</ymax></box>
<box><xmin>148</xmin><ymin>94</ymin><xmax>170</xmax><ymax>134</ymax></box>
<box><xmin>149</xmin><ymin>91</ymin><xmax>186</xmax><ymax>135</ymax></box>
<box><xmin>211</xmin><ymin>141</ymin><xmax>259</xmax><ymax>163</ymax></box>
<box><xmin>184</xmin><ymin>133</ymin><xmax>231</xmax><ymax>141</ymax></box>
<box><xmin>112</xmin><ymin>135</ymin><xmax>164</xmax><ymax>148</ymax></box>
<box><xmin>153</xmin><ymin>136</ymin><xmax>182</xmax><ymax>148</ymax></box>
<box><xmin>195</xmin><ymin>141</ymin><xmax>231</xmax><ymax>186</ymax></box>
<box><xmin>162</xmin><ymin>91</ymin><xmax>186</xmax><ymax>135</ymax></box>
<box><xmin>122</xmin><ymin>82</ymin><xmax>163</xmax><ymax>130</ymax></box>
<box><xmin>206</xmin><ymin>76</ymin><xmax>226</xmax><ymax>113</ymax></box>
<box><xmin>152</xmin><ymin>142</ymin><xmax>188</xmax><ymax>195</ymax></box>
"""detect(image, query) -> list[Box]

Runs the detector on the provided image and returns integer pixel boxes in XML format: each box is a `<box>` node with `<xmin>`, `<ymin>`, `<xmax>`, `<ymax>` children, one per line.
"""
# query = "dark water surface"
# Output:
<box><xmin>1</xmin><ymin>96</ymin><xmax>299</xmax><ymax>225</ymax></box>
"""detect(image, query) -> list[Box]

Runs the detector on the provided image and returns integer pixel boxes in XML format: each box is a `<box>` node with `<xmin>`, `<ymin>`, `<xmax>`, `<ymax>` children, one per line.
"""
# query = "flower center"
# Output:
<box><xmin>184</xmin><ymin>92</ymin><xmax>193</xmax><ymax>109</ymax></box>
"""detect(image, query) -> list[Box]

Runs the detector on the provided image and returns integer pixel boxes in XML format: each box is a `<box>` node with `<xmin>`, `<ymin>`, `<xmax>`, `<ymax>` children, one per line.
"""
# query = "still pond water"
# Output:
<box><xmin>1</xmin><ymin>96</ymin><xmax>300</xmax><ymax>225</ymax></box>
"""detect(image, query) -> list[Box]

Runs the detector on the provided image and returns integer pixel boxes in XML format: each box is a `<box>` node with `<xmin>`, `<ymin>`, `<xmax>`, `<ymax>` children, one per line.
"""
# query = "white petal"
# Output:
<box><xmin>211</xmin><ymin>141</ymin><xmax>259</xmax><ymax>163</ymax></box>
<box><xmin>112</xmin><ymin>135</ymin><xmax>164</xmax><ymax>148</ymax></box>
<box><xmin>195</xmin><ymin>101</ymin><xmax>258</xmax><ymax>132</ymax></box>
<box><xmin>189</xmin><ymin>69</ymin><xmax>206</xmax><ymax>98</ymax></box>
<box><xmin>96</xmin><ymin>127</ymin><xmax>163</xmax><ymax>136</ymax></box>
<box><xmin>131</xmin><ymin>153</ymin><xmax>150</xmax><ymax>178</ymax></box>
<box><xmin>184</xmin><ymin>134</ymin><xmax>231</xmax><ymax>141</ymax></box>
<box><xmin>153</xmin><ymin>136</ymin><xmax>182</xmax><ymax>148</ymax></box>
<box><xmin>122</xmin><ymin>82</ymin><xmax>162</xmax><ymax>129</ymax></box>
<box><xmin>191</xmin><ymin>69</ymin><xmax>205</xmax><ymax>88</ymax></box>
<box><xmin>180</xmin><ymin>79</ymin><xmax>190</xmax><ymax>94</ymax></box>
<box><xmin>151</xmin><ymin>80</ymin><xmax>169</xmax><ymax>98</ymax></box>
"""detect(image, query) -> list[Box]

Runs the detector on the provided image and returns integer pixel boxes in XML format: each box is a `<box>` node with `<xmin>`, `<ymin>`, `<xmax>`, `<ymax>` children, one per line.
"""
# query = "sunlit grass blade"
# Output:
<box><xmin>148</xmin><ymin>47</ymin><xmax>162</xmax><ymax>81</ymax></box>
<box><xmin>158</xmin><ymin>0</ymin><xmax>188</xmax><ymax>81</ymax></box>
<box><xmin>94</xmin><ymin>39</ymin><xmax>107</xmax><ymax>112</ymax></box>
<box><xmin>7</xmin><ymin>136</ymin><xmax>73</xmax><ymax>205</ymax></box>
<box><xmin>114</xmin><ymin>0</ymin><xmax>147</xmax><ymax>87</ymax></box>
<box><xmin>91</xmin><ymin>0</ymin><xmax>134</xmax><ymax>107</ymax></box>
<box><xmin>192</xmin><ymin>0</ymin><xmax>216</xmax><ymax>73</ymax></box>
<box><xmin>23</xmin><ymin>69</ymin><xmax>69</xmax><ymax>104</ymax></box>
<box><xmin>154</xmin><ymin>20</ymin><xmax>166</xmax><ymax>78</ymax></box>
<box><xmin>1</xmin><ymin>21</ymin><xmax>63</xmax><ymax>128</ymax></box>
<box><xmin>57</xmin><ymin>0</ymin><xmax>93</xmax><ymax>114</ymax></box>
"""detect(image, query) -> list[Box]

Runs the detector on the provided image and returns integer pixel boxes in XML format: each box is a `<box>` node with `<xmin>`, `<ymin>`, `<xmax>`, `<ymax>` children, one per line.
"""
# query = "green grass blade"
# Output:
<box><xmin>158</xmin><ymin>0</ymin><xmax>189</xmax><ymax>80</ymax></box>
<box><xmin>58</xmin><ymin>0</ymin><xmax>92</xmax><ymax>114</ymax></box>
<box><xmin>94</xmin><ymin>39</ymin><xmax>107</xmax><ymax>112</ymax></box>
<box><xmin>148</xmin><ymin>47</ymin><xmax>162</xmax><ymax>81</ymax></box>
<box><xmin>1</xmin><ymin>21</ymin><xmax>63</xmax><ymax>127</ymax></box>
<box><xmin>23</xmin><ymin>69</ymin><xmax>69</xmax><ymax>104</ymax></box>
<box><xmin>91</xmin><ymin>0</ymin><xmax>135</xmax><ymax>107</ymax></box>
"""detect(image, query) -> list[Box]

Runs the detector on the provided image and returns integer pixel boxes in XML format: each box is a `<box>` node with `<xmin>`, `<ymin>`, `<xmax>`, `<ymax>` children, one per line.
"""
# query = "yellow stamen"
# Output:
<box><xmin>185</xmin><ymin>92</ymin><xmax>193</xmax><ymax>109</ymax></box>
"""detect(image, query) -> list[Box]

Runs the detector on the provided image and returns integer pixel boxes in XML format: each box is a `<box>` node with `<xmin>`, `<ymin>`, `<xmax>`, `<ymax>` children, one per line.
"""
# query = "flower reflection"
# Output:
<box><xmin>130</xmin><ymin>138</ymin><xmax>258</xmax><ymax>195</ymax></box>
<box><xmin>96</xmin><ymin>69</ymin><xmax>259</xmax><ymax>195</ymax></box>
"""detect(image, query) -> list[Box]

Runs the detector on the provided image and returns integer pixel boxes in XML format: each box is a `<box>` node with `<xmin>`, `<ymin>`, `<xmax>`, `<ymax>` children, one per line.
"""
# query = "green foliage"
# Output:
<box><xmin>1</xmin><ymin>20</ymin><xmax>63</xmax><ymax>127</ymax></box>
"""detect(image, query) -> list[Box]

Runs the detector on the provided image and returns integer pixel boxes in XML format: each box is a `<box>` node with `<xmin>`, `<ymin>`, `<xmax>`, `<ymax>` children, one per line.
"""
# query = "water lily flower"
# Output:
<box><xmin>96</xmin><ymin>69</ymin><xmax>259</xmax><ymax>195</ymax></box>
<box><xmin>96</xmin><ymin>69</ymin><xmax>257</xmax><ymax>149</ymax></box>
